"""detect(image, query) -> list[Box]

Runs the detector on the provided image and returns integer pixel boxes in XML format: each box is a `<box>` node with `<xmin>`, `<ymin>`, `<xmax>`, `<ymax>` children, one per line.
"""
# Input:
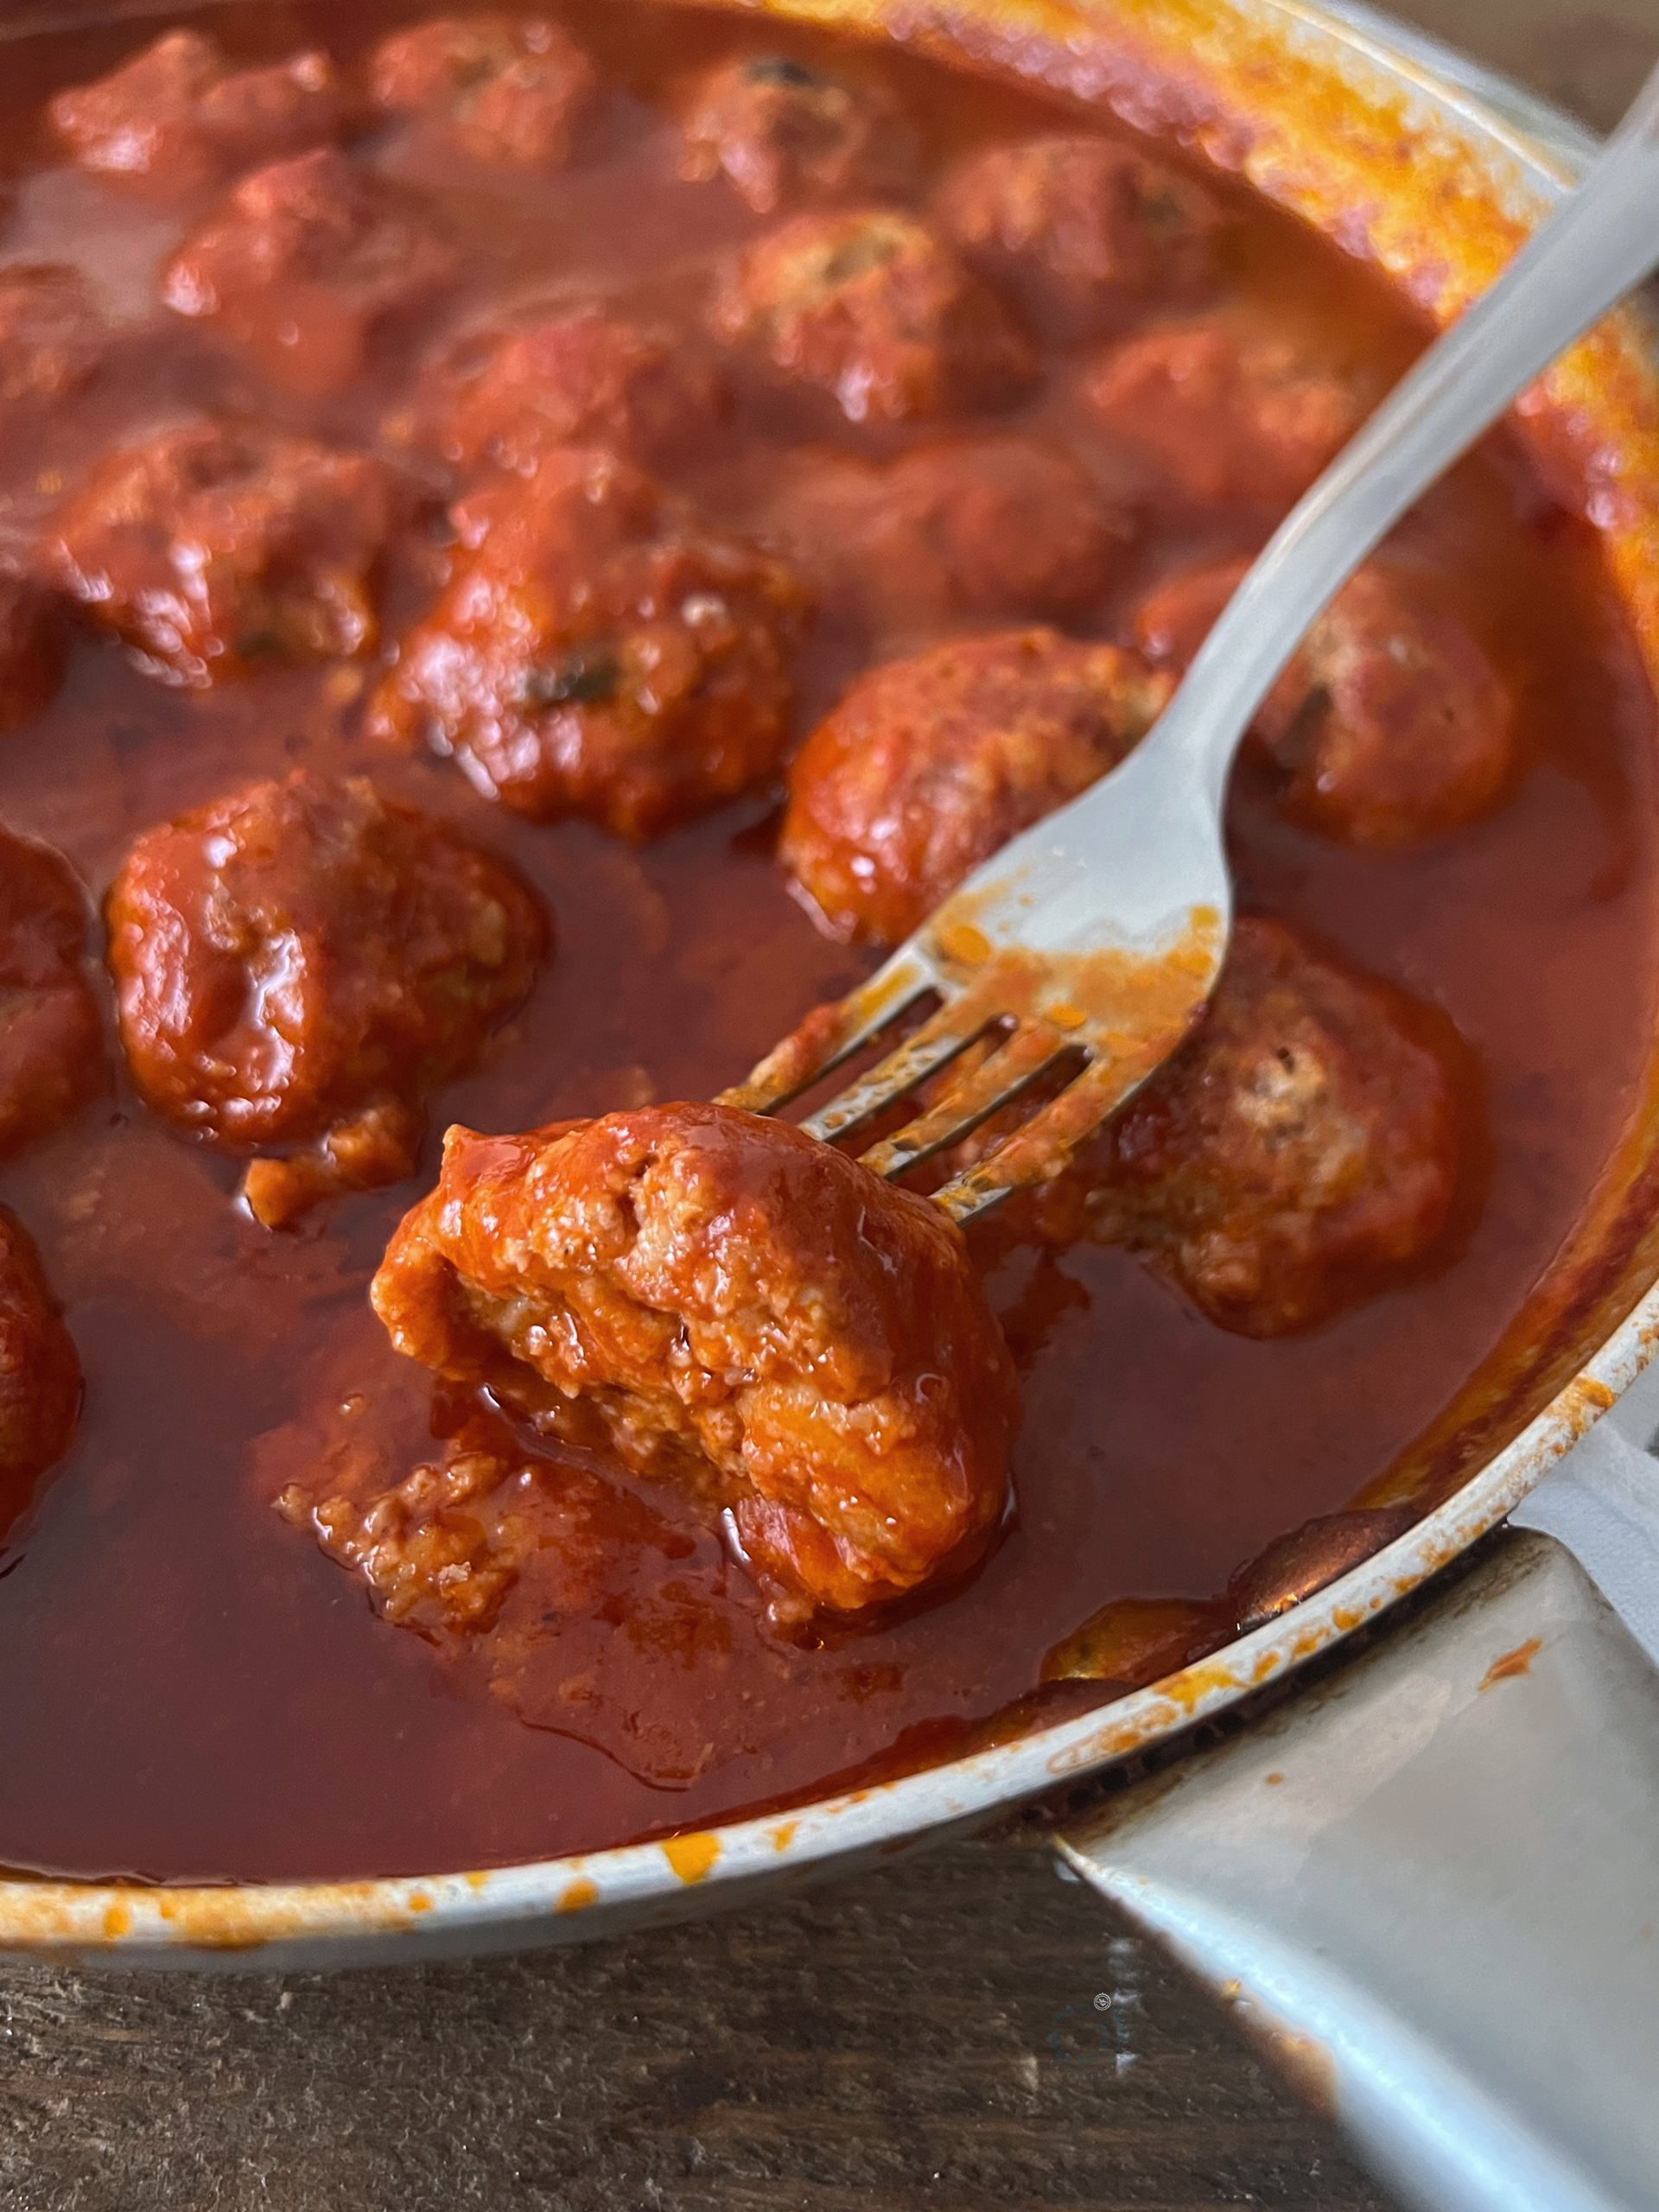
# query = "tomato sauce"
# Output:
<box><xmin>0</xmin><ymin>0</ymin><xmax>1656</xmax><ymax>1880</ymax></box>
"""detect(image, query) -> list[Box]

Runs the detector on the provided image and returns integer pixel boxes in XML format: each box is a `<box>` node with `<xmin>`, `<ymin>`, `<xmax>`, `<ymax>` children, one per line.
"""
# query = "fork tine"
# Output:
<box><xmin>717</xmin><ymin>950</ymin><xmax>938</xmax><ymax>1116</ymax></box>
<box><xmin>798</xmin><ymin>997</ymin><xmax>993</xmax><ymax>1145</ymax></box>
<box><xmin>856</xmin><ymin>1019</ymin><xmax>1075</xmax><ymax>1179</ymax></box>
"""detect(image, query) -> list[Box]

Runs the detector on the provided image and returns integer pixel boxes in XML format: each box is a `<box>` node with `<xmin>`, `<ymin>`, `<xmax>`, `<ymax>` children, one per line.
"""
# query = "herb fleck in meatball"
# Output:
<box><xmin>368</xmin><ymin>446</ymin><xmax>810</xmax><ymax>838</ymax></box>
<box><xmin>163</xmin><ymin>149</ymin><xmax>459</xmax><ymax>397</ymax></box>
<box><xmin>0</xmin><ymin>1207</ymin><xmax>80</xmax><ymax>1503</ymax></box>
<box><xmin>1135</xmin><ymin>558</ymin><xmax>1515</xmax><ymax>845</ymax></box>
<box><xmin>680</xmin><ymin>53</ymin><xmax>916</xmax><ymax>213</ymax></box>
<box><xmin>106</xmin><ymin>772</ymin><xmax>548</xmax><ymax>1224</ymax></box>
<box><xmin>712</xmin><ymin>208</ymin><xmax>1038</xmax><ymax>423</ymax></box>
<box><xmin>371</xmin><ymin>1102</ymin><xmax>1020</xmax><ymax>1618</ymax></box>
<box><xmin>46</xmin><ymin>422</ymin><xmax>397</xmax><ymax>687</ymax></box>
<box><xmin>0</xmin><ymin>264</ymin><xmax>105</xmax><ymax>412</ymax></box>
<box><xmin>782</xmin><ymin>628</ymin><xmax>1172</xmax><ymax>944</ymax></box>
<box><xmin>49</xmin><ymin>29</ymin><xmax>345</xmax><ymax>200</ymax></box>
<box><xmin>0</xmin><ymin>826</ymin><xmax>101</xmax><ymax>1160</ymax></box>
<box><xmin>370</xmin><ymin>14</ymin><xmax>598</xmax><ymax>170</ymax></box>
<box><xmin>935</xmin><ymin>134</ymin><xmax>1224</xmax><ymax>339</ymax></box>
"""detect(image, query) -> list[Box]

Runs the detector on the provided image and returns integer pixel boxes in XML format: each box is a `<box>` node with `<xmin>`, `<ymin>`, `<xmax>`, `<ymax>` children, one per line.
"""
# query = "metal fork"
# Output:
<box><xmin>721</xmin><ymin>59</ymin><xmax>1659</xmax><ymax>1225</ymax></box>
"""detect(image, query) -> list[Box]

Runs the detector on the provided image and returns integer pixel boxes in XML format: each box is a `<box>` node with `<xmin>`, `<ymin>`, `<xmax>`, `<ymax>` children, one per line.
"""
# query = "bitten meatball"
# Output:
<box><xmin>398</xmin><ymin>310</ymin><xmax>725</xmax><ymax>477</ymax></box>
<box><xmin>163</xmin><ymin>149</ymin><xmax>459</xmax><ymax>398</ymax></box>
<box><xmin>46</xmin><ymin>422</ymin><xmax>397</xmax><ymax>687</ymax></box>
<box><xmin>0</xmin><ymin>826</ymin><xmax>101</xmax><ymax>1160</ymax></box>
<box><xmin>368</xmin><ymin>446</ymin><xmax>810</xmax><ymax>837</ymax></box>
<box><xmin>371</xmin><ymin>14</ymin><xmax>598</xmax><ymax>170</ymax></box>
<box><xmin>106</xmin><ymin>772</ymin><xmax>547</xmax><ymax>1225</ymax></box>
<box><xmin>0</xmin><ymin>571</ymin><xmax>66</xmax><ymax>727</ymax></box>
<box><xmin>370</xmin><ymin>1103</ymin><xmax>1020</xmax><ymax>1617</ymax></box>
<box><xmin>679</xmin><ymin>53</ymin><xmax>916</xmax><ymax>213</ymax></box>
<box><xmin>1088</xmin><ymin>321</ymin><xmax>1364</xmax><ymax>506</ymax></box>
<box><xmin>711</xmin><ymin>209</ymin><xmax>1038</xmax><ymax>423</ymax></box>
<box><xmin>0</xmin><ymin>1208</ymin><xmax>80</xmax><ymax>1502</ymax></box>
<box><xmin>1033</xmin><ymin>918</ymin><xmax>1460</xmax><ymax>1334</ymax></box>
<box><xmin>49</xmin><ymin>29</ymin><xmax>344</xmax><ymax>199</ymax></box>
<box><xmin>765</xmin><ymin>434</ymin><xmax>1133</xmax><ymax>638</ymax></box>
<box><xmin>781</xmin><ymin>629</ymin><xmax>1173</xmax><ymax>944</ymax></box>
<box><xmin>1134</xmin><ymin>558</ymin><xmax>1515</xmax><ymax>846</ymax></box>
<box><xmin>0</xmin><ymin>264</ymin><xmax>105</xmax><ymax>411</ymax></box>
<box><xmin>934</xmin><ymin>134</ymin><xmax>1224</xmax><ymax>339</ymax></box>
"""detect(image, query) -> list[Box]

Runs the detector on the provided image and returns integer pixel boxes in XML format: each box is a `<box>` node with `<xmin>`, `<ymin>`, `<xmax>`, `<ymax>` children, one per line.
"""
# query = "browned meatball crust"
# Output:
<box><xmin>1134</xmin><ymin>558</ymin><xmax>1515</xmax><ymax>846</ymax></box>
<box><xmin>711</xmin><ymin>208</ymin><xmax>1038</xmax><ymax>423</ymax></box>
<box><xmin>1033</xmin><ymin>918</ymin><xmax>1461</xmax><ymax>1335</ymax></box>
<box><xmin>163</xmin><ymin>149</ymin><xmax>459</xmax><ymax>398</ymax></box>
<box><xmin>679</xmin><ymin>53</ymin><xmax>916</xmax><ymax>213</ymax></box>
<box><xmin>106</xmin><ymin>772</ymin><xmax>547</xmax><ymax>1223</ymax></box>
<box><xmin>0</xmin><ymin>1207</ymin><xmax>81</xmax><ymax>1502</ymax></box>
<box><xmin>371</xmin><ymin>1102</ymin><xmax>1020</xmax><ymax>1617</ymax></box>
<box><xmin>370</xmin><ymin>14</ymin><xmax>598</xmax><ymax>171</ymax></box>
<box><xmin>934</xmin><ymin>134</ymin><xmax>1224</xmax><ymax>339</ymax></box>
<box><xmin>368</xmin><ymin>446</ymin><xmax>810</xmax><ymax>838</ymax></box>
<box><xmin>46</xmin><ymin>423</ymin><xmax>397</xmax><ymax>688</ymax></box>
<box><xmin>781</xmin><ymin>629</ymin><xmax>1173</xmax><ymax>944</ymax></box>
<box><xmin>0</xmin><ymin>826</ymin><xmax>101</xmax><ymax>1160</ymax></box>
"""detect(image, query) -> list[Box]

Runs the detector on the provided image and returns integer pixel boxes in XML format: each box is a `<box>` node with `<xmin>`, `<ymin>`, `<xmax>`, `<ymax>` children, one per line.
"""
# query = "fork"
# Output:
<box><xmin>721</xmin><ymin>58</ymin><xmax>1659</xmax><ymax>1225</ymax></box>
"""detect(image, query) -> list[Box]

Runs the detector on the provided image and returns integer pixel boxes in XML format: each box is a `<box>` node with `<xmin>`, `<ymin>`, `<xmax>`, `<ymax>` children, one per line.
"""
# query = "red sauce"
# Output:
<box><xmin>0</xmin><ymin>0</ymin><xmax>1655</xmax><ymax>1880</ymax></box>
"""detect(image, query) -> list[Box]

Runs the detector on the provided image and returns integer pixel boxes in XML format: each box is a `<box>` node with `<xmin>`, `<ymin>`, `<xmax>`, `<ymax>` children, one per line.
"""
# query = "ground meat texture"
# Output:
<box><xmin>0</xmin><ymin>573</ymin><xmax>66</xmax><ymax>728</ymax></box>
<box><xmin>781</xmin><ymin>629</ymin><xmax>1173</xmax><ymax>945</ymax></box>
<box><xmin>1087</xmin><ymin>321</ymin><xmax>1364</xmax><ymax>507</ymax></box>
<box><xmin>679</xmin><ymin>53</ymin><xmax>916</xmax><ymax>213</ymax></box>
<box><xmin>0</xmin><ymin>1207</ymin><xmax>80</xmax><ymax>1503</ymax></box>
<box><xmin>370</xmin><ymin>1102</ymin><xmax>1020</xmax><ymax>1617</ymax></box>
<box><xmin>934</xmin><ymin>135</ymin><xmax>1224</xmax><ymax>340</ymax></box>
<box><xmin>368</xmin><ymin>446</ymin><xmax>810</xmax><ymax>838</ymax></box>
<box><xmin>48</xmin><ymin>29</ymin><xmax>344</xmax><ymax>200</ymax></box>
<box><xmin>369</xmin><ymin>14</ymin><xmax>598</xmax><ymax>170</ymax></box>
<box><xmin>162</xmin><ymin>149</ymin><xmax>459</xmax><ymax>399</ymax></box>
<box><xmin>711</xmin><ymin>208</ymin><xmax>1038</xmax><ymax>423</ymax></box>
<box><xmin>764</xmin><ymin>435</ymin><xmax>1133</xmax><ymax>639</ymax></box>
<box><xmin>105</xmin><ymin>772</ymin><xmax>547</xmax><ymax>1210</ymax></box>
<box><xmin>1135</xmin><ymin>558</ymin><xmax>1515</xmax><ymax>846</ymax></box>
<box><xmin>0</xmin><ymin>827</ymin><xmax>101</xmax><ymax>1160</ymax></box>
<box><xmin>45</xmin><ymin>423</ymin><xmax>397</xmax><ymax>688</ymax></box>
<box><xmin>1033</xmin><ymin>918</ymin><xmax>1460</xmax><ymax>1335</ymax></box>
<box><xmin>399</xmin><ymin>311</ymin><xmax>725</xmax><ymax>477</ymax></box>
<box><xmin>0</xmin><ymin>264</ymin><xmax>105</xmax><ymax>411</ymax></box>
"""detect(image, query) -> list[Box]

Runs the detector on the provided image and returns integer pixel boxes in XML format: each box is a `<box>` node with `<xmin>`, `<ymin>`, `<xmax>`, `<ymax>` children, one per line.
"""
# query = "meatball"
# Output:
<box><xmin>106</xmin><ymin>772</ymin><xmax>548</xmax><ymax>1224</ymax></box>
<box><xmin>162</xmin><ymin>149</ymin><xmax>459</xmax><ymax>398</ymax></box>
<box><xmin>0</xmin><ymin>264</ymin><xmax>105</xmax><ymax>411</ymax></box>
<box><xmin>399</xmin><ymin>310</ymin><xmax>725</xmax><ymax>477</ymax></box>
<box><xmin>368</xmin><ymin>446</ymin><xmax>810</xmax><ymax>837</ymax></box>
<box><xmin>765</xmin><ymin>434</ymin><xmax>1133</xmax><ymax>639</ymax></box>
<box><xmin>0</xmin><ymin>825</ymin><xmax>101</xmax><ymax>1160</ymax></box>
<box><xmin>370</xmin><ymin>1102</ymin><xmax>1020</xmax><ymax>1617</ymax></box>
<box><xmin>934</xmin><ymin>134</ymin><xmax>1224</xmax><ymax>339</ymax></box>
<box><xmin>1135</xmin><ymin>558</ymin><xmax>1515</xmax><ymax>845</ymax></box>
<box><xmin>679</xmin><ymin>53</ymin><xmax>916</xmax><ymax>213</ymax></box>
<box><xmin>0</xmin><ymin>1207</ymin><xmax>81</xmax><ymax>1500</ymax></box>
<box><xmin>781</xmin><ymin>629</ymin><xmax>1173</xmax><ymax>944</ymax></box>
<box><xmin>711</xmin><ymin>208</ymin><xmax>1038</xmax><ymax>423</ymax></box>
<box><xmin>369</xmin><ymin>13</ymin><xmax>598</xmax><ymax>170</ymax></box>
<box><xmin>46</xmin><ymin>422</ymin><xmax>397</xmax><ymax>688</ymax></box>
<box><xmin>1034</xmin><ymin>918</ymin><xmax>1460</xmax><ymax>1335</ymax></box>
<box><xmin>0</xmin><ymin>571</ymin><xmax>66</xmax><ymax>728</ymax></box>
<box><xmin>1087</xmin><ymin>321</ymin><xmax>1364</xmax><ymax>506</ymax></box>
<box><xmin>49</xmin><ymin>29</ymin><xmax>344</xmax><ymax>199</ymax></box>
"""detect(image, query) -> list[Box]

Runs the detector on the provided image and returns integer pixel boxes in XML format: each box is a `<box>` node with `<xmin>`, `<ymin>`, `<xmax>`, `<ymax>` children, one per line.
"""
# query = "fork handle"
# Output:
<box><xmin>1154</xmin><ymin>54</ymin><xmax>1659</xmax><ymax>812</ymax></box>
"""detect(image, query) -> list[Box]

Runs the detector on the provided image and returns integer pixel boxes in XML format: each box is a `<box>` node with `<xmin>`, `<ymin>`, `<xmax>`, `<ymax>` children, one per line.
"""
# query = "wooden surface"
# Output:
<box><xmin>7</xmin><ymin>4</ymin><xmax>1658</xmax><ymax>2209</ymax></box>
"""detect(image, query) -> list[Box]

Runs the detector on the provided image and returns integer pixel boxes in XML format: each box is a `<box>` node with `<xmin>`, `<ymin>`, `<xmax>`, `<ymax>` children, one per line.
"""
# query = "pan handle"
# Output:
<box><xmin>1057</xmin><ymin>1528</ymin><xmax>1659</xmax><ymax>2212</ymax></box>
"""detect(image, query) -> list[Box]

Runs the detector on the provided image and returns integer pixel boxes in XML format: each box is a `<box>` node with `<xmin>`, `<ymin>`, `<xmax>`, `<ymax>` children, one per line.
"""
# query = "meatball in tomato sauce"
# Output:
<box><xmin>0</xmin><ymin>826</ymin><xmax>101</xmax><ymax>1160</ymax></box>
<box><xmin>0</xmin><ymin>264</ymin><xmax>105</xmax><ymax>415</ymax></box>
<box><xmin>0</xmin><ymin>1208</ymin><xmax>80</xmax><ymax>1504</ymax></box>
<box><xmin>1135</xmin><ymin>558</ymin><xmax>1515</xmax><ymax>846</ymax></box>
<box><xmin>163</xmin><ymin>149</ymin><xmax>459</xmax><ymax>397</ymax></box>
<box><xmin>782</xmin><ymin>629</ymin><xmax>1172</xmax><ymax>944</ymax></box>
<box><xmin>46</xmin><ymin>423</ymin><xmax>397</xmax><ymax>687</ymax></box>
<box><xmin>712</xmin><ymin>208</ymin><xmax>1037</xmax><ymax>423</ymax></box>
<box><xmin>49</xmin><ymin>29</ymin><xmax>345</xmax><ymax>200</ymax></box>
<box><xmin>369</xmin><ymin>446</ymin><xmax>810</xmax><ymax>838</ymax></box>
<box><xmin>371</xmin><ymin>1102</ymin><xmax>1020</xmax><ymax>1618</ymax></box>
<box><xmin>106</xmin><ymin>772</ymin><xmax>547</xmax><ymax>1227</ymax></box>
<box><xmin>370</xmin><ymin>13</ymin><xmax>598</xmax><ymax>171</ymax></box>
<box><xmin>679</xmin><ymin>53</ymin><xmax>916</xmax><ymax>213</ymax></box>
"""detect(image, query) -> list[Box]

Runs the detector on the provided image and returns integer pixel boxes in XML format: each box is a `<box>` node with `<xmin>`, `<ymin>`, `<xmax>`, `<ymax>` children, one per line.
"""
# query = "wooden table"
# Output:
<box><xmin>8</xmin><ymin>4</ymin><xmax>1655</xmax><ymax>2207</ymax></box>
